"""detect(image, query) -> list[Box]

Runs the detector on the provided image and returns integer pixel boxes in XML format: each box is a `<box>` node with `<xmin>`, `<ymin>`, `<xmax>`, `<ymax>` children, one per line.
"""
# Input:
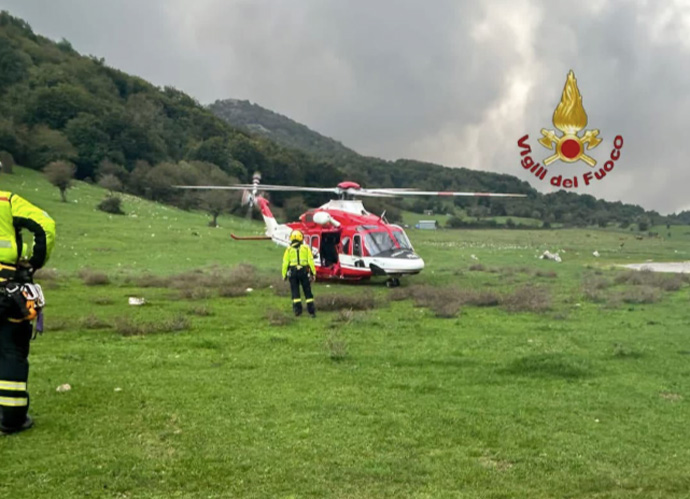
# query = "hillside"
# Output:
<box><xmin>209</xmin><ymin>99</ymin><xmax>358</xmax><ymax>161</ymax></box>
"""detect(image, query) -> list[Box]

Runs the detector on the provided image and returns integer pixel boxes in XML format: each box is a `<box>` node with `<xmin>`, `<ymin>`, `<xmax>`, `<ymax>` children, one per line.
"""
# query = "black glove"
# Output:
<box><xmin>15</xmin><ymin>264</ymin><xmax>34</xmax><ymax>284</ymax></box>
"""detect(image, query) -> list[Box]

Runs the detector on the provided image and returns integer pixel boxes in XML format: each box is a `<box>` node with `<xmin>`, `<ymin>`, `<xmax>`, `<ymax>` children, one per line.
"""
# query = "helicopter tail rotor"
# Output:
<box><xmin>240</xmin><ymin>172</ymin><xmax>262</xmax><ymax>219</ymax></box>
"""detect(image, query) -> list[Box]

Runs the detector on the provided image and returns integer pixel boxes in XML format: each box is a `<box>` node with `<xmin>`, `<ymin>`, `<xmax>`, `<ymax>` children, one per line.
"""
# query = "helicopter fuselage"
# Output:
<box><xmin>258</xmin><ymin>198</ymin><xmax>425</xmax><ymax>281</ymax></box>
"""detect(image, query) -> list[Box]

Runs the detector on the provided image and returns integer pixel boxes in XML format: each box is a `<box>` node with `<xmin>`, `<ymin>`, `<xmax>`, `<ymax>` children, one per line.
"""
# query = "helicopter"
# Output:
<box><xmin>178</xmin><ymin>173</ymin><xmax>526</xmax><ymax>287</ymax></box>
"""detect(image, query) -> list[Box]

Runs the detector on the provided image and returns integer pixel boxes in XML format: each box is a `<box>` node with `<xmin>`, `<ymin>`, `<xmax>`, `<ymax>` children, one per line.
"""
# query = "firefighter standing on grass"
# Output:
<box><xmin>0</xmin><ymin>191</ymin><xmax>55</xmax><ymax>434</ymax></box>
<box><xmin>282</xmin><ymin>230</ymin><xmax>316</xmax><ymax>317</ymax></box>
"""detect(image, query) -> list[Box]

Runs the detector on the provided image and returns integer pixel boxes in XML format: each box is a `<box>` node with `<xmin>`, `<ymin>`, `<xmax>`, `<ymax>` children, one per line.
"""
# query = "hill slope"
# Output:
<box><xmin>209</xmin><ymin>99</ymin><xmax>358</xmax><ymax>161</ymax></box>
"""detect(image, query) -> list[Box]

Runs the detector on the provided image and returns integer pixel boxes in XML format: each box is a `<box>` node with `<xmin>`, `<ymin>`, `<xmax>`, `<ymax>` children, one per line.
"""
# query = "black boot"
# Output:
<box><xmin>0</xmin><ymin>415</ymin><xmax>33</xmax><ymax>435</ymax></box>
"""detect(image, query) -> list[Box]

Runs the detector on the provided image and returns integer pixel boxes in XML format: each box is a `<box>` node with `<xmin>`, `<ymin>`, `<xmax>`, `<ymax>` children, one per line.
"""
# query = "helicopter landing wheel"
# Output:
<box><xmin>386</xmin><ymin>278</ymin><xmax>400</xmax><ymax>288</ymax></box>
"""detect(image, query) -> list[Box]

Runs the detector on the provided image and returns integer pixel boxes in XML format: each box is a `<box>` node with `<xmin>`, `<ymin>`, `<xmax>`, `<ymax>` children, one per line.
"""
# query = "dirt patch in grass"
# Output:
<box><xmin>660</xmin><ymin>392</ymin><xmax>683</xmax><ymax>402</ymax></box>
<box><xmin>114</xmin><ymin>315</ymin><xmax>190</xmax><ymax>336</ymax></box>
<box><xmin>91</xmin><ymin>296</ymin><xmax>114</xmax><ymax>305</ymax></box>
<box><xmin>468</xmin><ymin>263</ymin><xmax>486</xmax><ymax>272</ymax></box>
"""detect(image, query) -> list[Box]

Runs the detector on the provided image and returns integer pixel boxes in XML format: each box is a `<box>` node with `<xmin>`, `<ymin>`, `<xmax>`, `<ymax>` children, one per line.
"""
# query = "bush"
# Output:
<box><xmin>114</xmin><ymin>315</ymin><xmax>190</xmax><ymax>336</ymax></box>
<box><xmin>318</xmin><ymin>292</ymin><xmax>375</xmax><ymax>311</ymax></box>
<box><xmin>34</xmin><ymin>267</ymin><xmax>60</xmax><ymax>281</ymax></box>
<box><xmin>503</xmin><ymin>285</ymin><xmax>551</xmax><ymax>313</ymax></box>
<box><xmin>325</xmin><ymin>330</ymin><xmax>348</xmax><ymax>361</ymax></box>
<box><xmin>265</xmin><ymin>308</ymin><xmax>293</xmax><ymax>326</ymax></box>
<box><xmin>218</xmin><ymin>284</ymin><xmax>248</xmax><ymax>298</ymax></box>
<box><xmin>618</xmin><ymin>286</ymin><xmax>662</xmax><ymax>304</ymax></box>
<box><xmin>431</xmin><ymin>301</ymin><xmax>461</xmax><ymax>318</ymax></box>
<box><xmin>187</xmin><ymin>306</ymin><xmax>214</xmax><ymax>317</ymax></box>
<box><xmin>78</xmin><ymin>268</ymin><xmax>110</xmax><ymax>286</ymax></box>
<box><xmin>97</xmin><ymin>195</ymin><xmax>125</xmax><ymax>215</ymax></box>
<box><xmin>614</xmin><ymin>270</ymin><xmax>685</xmax><ymax>291</ymax></box>
<box><xmin>80</xmin><ymin>314</ymin><xmax>113</xmax><ymax>330</ymax></box>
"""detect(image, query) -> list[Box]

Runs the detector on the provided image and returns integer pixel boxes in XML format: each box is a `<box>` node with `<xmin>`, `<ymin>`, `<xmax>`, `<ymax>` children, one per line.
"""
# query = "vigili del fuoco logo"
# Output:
<box><xmin>517</xmin><ymin>70</ymin><xmax>624</xmax><ymax>189</ymax></box>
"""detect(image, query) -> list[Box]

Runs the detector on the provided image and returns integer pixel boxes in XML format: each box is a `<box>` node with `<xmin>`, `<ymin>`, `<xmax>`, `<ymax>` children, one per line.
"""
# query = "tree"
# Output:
<box><xmin>283</xmin><ymin>196</ymin><xmax>309</xmax><ymax>222</ymax></box>
<box><xmin>98</xmin><ymin>173</ymin><xmax>122</xmax><ymax>194</ymax></box>
<box><xmin>25</xmin><ymin>126</ymin><xmax>76</xmax><ymax>169</ymax></box>
<box><xmin>44</xmin><ymin>161</ymin><xmax>76</xmax><ymax>202</ymax></box>
<box><xmin>200</xmin><ymin>190</ymin><xmax>232</xmax><ymax>227</ymax></box>
<box><xmin>0</xmin><ymin>37</ymin><xmax>31</xmax><ymax>90</ymax></box>
<box><xmin>0</xmin><ymin>151</ymin><xmax>15</xmax><ymax>174</ymax></box>
<box><xmin>637</xmin><ymin>217</ymin><xmax>650</xmax><ymax>232</ymax></box>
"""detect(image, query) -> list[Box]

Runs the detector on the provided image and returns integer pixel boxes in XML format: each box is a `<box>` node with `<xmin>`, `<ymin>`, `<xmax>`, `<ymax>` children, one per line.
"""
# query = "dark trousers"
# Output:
<box><xmin>0</xmin><ymin>315</ymin><xmax>32</xmax><ymax>430</ymax></box>
<box><xmin>288</xmin><ymin>268</ymin><xmax>315</xmax><ymax>316</ymax></box>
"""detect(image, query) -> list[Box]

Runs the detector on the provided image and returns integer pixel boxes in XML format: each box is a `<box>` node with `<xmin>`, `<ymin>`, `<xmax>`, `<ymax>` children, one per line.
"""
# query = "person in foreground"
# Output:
<box><xmin>0</xmin><ymin>190</ymin><xmax>55</xmax><ymax>435</ymax></box>
<box><xmin>282</xmin><ymin>230</ymin><xmax>316</xmax><ymax>318</ymax></box>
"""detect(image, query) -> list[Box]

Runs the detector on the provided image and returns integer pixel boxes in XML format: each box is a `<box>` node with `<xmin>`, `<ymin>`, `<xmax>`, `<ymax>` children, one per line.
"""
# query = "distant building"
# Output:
<box><xmin>415</xmin><ymin>220</ymin><xmax>438</xmax><ymax>230</ymax></box>
<box><xmin>423</xmin><ymin>209</ymin><xmax>434</xmax><ymax>216</ymax></box>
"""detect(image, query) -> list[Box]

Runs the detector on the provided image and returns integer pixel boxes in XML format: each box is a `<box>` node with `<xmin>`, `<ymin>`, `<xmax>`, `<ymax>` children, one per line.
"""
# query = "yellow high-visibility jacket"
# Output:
<box><xmin>282</xmin><ymin>242</ymin><xmax>315</xmax><ymax>279</ymax></box>
<box><xmin>0</xmin><ymin>191</ymin><xmax>56</xmax><ymax>272</ymax></box>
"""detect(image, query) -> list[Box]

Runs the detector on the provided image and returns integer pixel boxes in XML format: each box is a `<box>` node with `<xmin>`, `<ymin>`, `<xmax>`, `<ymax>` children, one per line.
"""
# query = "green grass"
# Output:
<box><xmin>2</xmin><ymin>167</ymin><xmax>690</xmax><ymax>498</ymax></box>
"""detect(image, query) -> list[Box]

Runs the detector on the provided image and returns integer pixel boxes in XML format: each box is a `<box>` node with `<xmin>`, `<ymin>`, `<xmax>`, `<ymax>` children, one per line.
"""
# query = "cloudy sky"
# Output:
<box><xmin>2</xmin><ymin>0</ymin><xmax>690</xmax><ymax>213</ymax></box>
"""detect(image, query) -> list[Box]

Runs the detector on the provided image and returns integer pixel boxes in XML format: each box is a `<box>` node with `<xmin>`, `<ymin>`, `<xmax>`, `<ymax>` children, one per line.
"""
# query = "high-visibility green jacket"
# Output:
<box><xmin>0</xmin><ymin>191</ymin><xmax>56</xmax><ymax>271</ymax></box>
<box><xmin>282</xmin><ymin>242</ymin><xmax>315</xmax><ymax>278</ymax></box>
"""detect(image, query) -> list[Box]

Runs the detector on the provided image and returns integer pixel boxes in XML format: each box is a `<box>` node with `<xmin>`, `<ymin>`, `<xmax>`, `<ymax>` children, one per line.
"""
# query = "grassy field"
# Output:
<box><xmin>1</xmin><ymin>168</ymin><xmax>689</xmax><ymax>498</ymax></box>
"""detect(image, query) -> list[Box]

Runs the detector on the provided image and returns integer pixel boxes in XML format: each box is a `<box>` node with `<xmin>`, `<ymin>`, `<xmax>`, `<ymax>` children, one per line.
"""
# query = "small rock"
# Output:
<box><xmin>56</xmin><ymin>383</ymin><xmax>71</xmax><ymax>393</ymax></box>
<box><xmin>114</xmin><ymin>387</ymin><xmax>122</xmax><ymax>392</ymax></box>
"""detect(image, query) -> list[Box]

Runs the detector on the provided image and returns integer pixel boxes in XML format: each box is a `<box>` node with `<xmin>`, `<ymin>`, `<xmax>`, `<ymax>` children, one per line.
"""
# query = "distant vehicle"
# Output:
<box><xmin>416</xmin><ymin>220</ymin><xmax>438</xmax><ymax>230</ymax></box>
<box><xmin>178</xmin><ymin>174</ymin><xmax>525</xmax><ymax>287</ymax></box>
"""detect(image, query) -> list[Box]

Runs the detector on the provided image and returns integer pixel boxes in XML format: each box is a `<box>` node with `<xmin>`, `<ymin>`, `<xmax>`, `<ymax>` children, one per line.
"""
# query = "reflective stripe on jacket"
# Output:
<box><xmin>0</xmin><ymin>191</ymin><xmax>56</xmax><ymax>269</ymax></box>
<box><xmin>282</xmin><ymin>242</ymin><xmax>316</xmax><ymax>278</ymax></box>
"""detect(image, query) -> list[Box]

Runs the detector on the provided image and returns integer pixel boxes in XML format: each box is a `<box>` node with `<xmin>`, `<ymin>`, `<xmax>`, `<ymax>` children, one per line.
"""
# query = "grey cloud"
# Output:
<box><xmin>1</xmin><ymin>0</ymin><xmax>689</xmax><ymax>212</ymax></box>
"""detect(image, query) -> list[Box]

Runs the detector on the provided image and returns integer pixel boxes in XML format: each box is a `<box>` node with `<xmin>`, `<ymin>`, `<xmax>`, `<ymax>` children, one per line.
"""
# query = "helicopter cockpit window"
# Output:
<box><xmin>364</xmin><ymin>231</ymin><xmax>397</xmax><ymax>256</ymax></box>
<box><xmin>392</xmin><ymin>230</ymin><xmax>412</xmax><ymax>250</ymax></box>
<box><xmin>341</xmin><ymin>237</ymin><xmax>350</xmax><ymax>254</ymax></box>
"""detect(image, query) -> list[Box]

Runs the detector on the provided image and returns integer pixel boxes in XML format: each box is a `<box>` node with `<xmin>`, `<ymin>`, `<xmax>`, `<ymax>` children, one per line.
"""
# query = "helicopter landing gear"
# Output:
<box><xmin>385</xmin><ymin>278</ymin><xmax>401</xmax><ymax>288</ymax></box>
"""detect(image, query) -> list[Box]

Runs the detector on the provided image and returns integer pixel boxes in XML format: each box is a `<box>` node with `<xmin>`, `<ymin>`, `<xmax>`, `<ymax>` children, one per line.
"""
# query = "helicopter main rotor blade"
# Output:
<box><xmin>364</xmin><ymin>189</ymin><xmax>527</xmax><ymax>198</ymax></box>
<box><xmin>175</xmin><ymin>184</ymin><xmax>339</xmax><ymax>193</ymax></box>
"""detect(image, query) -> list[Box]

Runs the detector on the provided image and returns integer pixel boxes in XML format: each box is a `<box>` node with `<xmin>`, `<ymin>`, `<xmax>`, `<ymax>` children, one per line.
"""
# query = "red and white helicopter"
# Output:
<box><xmin>179</xmin><ymin>174</ymin><xmax>526</xmax><ymax>287</ymax></box>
